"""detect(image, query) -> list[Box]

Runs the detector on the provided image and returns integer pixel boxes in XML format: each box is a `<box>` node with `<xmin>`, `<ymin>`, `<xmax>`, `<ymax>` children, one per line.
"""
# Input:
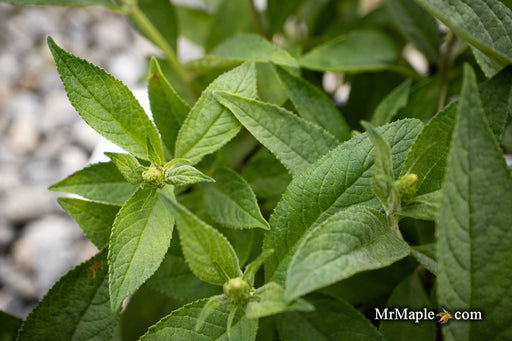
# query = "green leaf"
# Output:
<box><xmin>108</xmin><ymin>187</ymin><xmax>175</xmax><ymax>312</ymax></box>
<box><xmin>210</xmin><ymin>34</ymin><xmax>299</xmax><ymax>68</ymax></box>
<box><xmin>175</xmin><ymin>62</ymin><xmax>257</xmax><ymax>164</ymax></box>
<box><xmin>256</xmin><ymin>62</ymin><xmax>291</xmax><ymax>106</ymax></box>
<box><xmin>479</xmin><ymin>65</ymin><xmax>512</xmax><ymax>139</ymax></box>
<box><xmin>320</xmin><ymin>259</ymin><xmax>417</xmax><ymax>306</ymax></box>
<box><xmin>218</xmin><ymin>227</ymin><xmax>256</xmax><ymax>268</ymax></box>
<box><xmin>129</xmin><ymin>0</ymin><xmax>177</xmax><ymax>52</ymax></box>
<box><xmin>472</xmin><ymin>46</ymin><xmax>502</xmax><ymax>78</ymax></box>
<box><xmin>165</xmin><ymin>165</ymin><xmax>215</xmax><ymax>186</ymax></box>
<box><xmin>195</xmin><ymin>295</ymin><xmax>229</xmax><ymax>332</ymax></box>
<box><xmin>204</xmin><ymin>0</ymin><xmax>256</xmax><ymax>51</ymax></box>
<box><xmin>140</xmin><ymin>299</ymin><xmax>258</xmax><ymax>341</ymax></box>
<box><xmin>386</xmin><ymin>0</ymin><xmax>441</xmax><ymax>62</ymax></box>
<box><xmin>57</xmin><ymin>197</ymin><xmax>119</xmax><ymax>250</ymax></box>
<box><xmin>263</xmin><ymin>119</ymin><xmax>422</xmax><ymax>285</ymax></box>
<box><xmin>47</xmin><ymin>37</ymin><xmax>163</xmax><ymax>161</ymax></box>
<box><xmin>204</xmin><ymin>168</ymin><xmax>269</xmax><ymax>230</ymax></box>
<box><xmin>411</xmin><ymin>244</ymin><xmax>437</xmax><ymax>275</ymax></box>
<box><xmin>175</xmin><ymin>5</ymin><xmax>212</xmax><ymax>46</ymax></box>
<box><xmin>214</xmin><ymin>92</ymin><xmax>339</xmax><ymax>176</ymax></box>
<box><xmin>146</xmin><ymin>137</ymin><xmax>164</xmax><ymax>165</ymax></box>
<box><xmin>285</xmin><ymin>206</ymin><xmax>410</xmax><ymax>302</ymax></box>
<box><xmin>361</xmin><ymin>121</ymin><xmax>400</xmax><ymax>214</ymax></box>
<box><xmin>398</xmin><ymin>190</ymin><xmax>440</xmax><ymax>221</ymax></box>
<box><xmin>414</xmin><ymin>0</ymin><xmax>512</xmax><ymax>65</ymax></box>
<box><xmin>148</xmin><ymin>58</ymin><xmax>190</xmax><ymax>157</ymax></box>
<box><xmin>370</xmin><ymin>79</ymin><xmax>412</xmax><ymax>126</ymax></box>
<box><xmin>437</xmin><ymin>65</ymin><xmax>512</xmax><ymax>340</ymax></box>
<box><xmin>17</xmin><ymin>250</ymin><xmax>118</xmax><ymax>341</ymax></box>
<box><xmin>300</xmin><ymin>30</ymin><xmax>401</xmax><ymax>73</ymax></box>
<box><xmin>242</xmin><ymin>248</ymin><xmax>275</xmax><ymax>287</ymax></box>
<box><xmin>0</xmin><ymin>310</ymin><xmax>22</xmax><ymax>341</ymax></box>
<box><xmin>266</xmin><ymin>0</ymin><xmax>303</xmax><ymax>34</ymax></box>
<box><xmin>161</xmin><ymin>198</ymin><xmax>241</xmax><ymax>286</ymax></box>
<box><xmin>0</xmin><ymin>0</ymin><xmax>118</xmax><ymax>7</ymax></box>
<box><xmin>276</xmin><ymin>296</ymin><xmax>384</xmax><ymax>341</ymax></box>
<box><xmin>49</xmin><ymin>162</ymin><xmax>137</xmax><ymax>205</ymax></box>
<box><xmin>379</xmin><ymin>273</ymin><xmax>436</xmax><ymax>341</ymax></box>
<box><xmin>147</xmin><ymin>253</ymin><xmax>221</xmax><ymax>302</ymax></box>
<box><xmin>120</xmin><ymin>285</ymin><xmax>177</xmax><ymax>341</ymax></box>
<box><xmin>242</xmin><ymin>148</ymin><xmax>291</xmax><ymax>199</ymax></box>
<box><xmin>400</xmin><ymin>101</ymin><xmax>458</xmax><ymax>195</ymax></box>
<box><xmin>245</xmin><ymin>282</ymin><xmax>314</xmax><ymax>319</ymax></box>
<box><xmin>274</xmin><ymin>65</ymin><xmax>351</xmax><ymax>141</ymax></box>
<box><xmin>106</xmin><ymin>152</ymin><xmax>144</xmax><ymax>185</ymax></box>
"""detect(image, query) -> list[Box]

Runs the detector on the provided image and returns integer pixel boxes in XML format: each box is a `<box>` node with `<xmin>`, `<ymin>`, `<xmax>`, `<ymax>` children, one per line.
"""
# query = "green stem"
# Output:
<box><xmin>248</xmin><ymin>0</ymin><xmax>269</xmax><ymax>40</ymax></box>
<box><xmin>388</xmin><ymin>214</ymin><xmax>404</xmax><ymax>240</ymax></box>
<box><xmin>126</xmin><ymin>3</ymin><xmax>197</xmax><ymax>99</ymax></box>
<box><xmin>437</xmin><ymin>32</ymin><xmax>457</xmax><ymax>112</ymax></box>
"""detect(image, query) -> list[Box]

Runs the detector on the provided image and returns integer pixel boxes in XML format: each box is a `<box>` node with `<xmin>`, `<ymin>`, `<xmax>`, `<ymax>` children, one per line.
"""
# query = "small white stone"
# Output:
<box><xmin>1</xmin><ymin>186</ymin><xmax>58</xmax><ymax>223</ymax></box>
<box><xmin>7</xmin><ymin>114</ymin><xmax>40</xmax><ymax>154</ymax></box>
<box><xmin>12</xmin><ymin>215</ymin><xmax>84</xmax><ymax>294</ymax></box>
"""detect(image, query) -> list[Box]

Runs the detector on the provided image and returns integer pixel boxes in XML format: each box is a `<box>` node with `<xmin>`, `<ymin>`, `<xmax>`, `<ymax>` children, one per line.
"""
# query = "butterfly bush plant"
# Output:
<box><xmin>2</xmin><ymin>0</ymin><xmax>512</xmax><ymax>340</ymax></box>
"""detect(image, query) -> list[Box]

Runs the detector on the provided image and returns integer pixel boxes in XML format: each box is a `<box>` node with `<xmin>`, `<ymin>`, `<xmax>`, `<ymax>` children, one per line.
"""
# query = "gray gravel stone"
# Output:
<box><xmin>1</xmin><ymin>186</ymin><xmax>58</xmax><ymax>223</ymax></box>
<box><xmin>12</xmin><ymin>215</ymin><xmax>90</xmax><ymax>293</ymax></box>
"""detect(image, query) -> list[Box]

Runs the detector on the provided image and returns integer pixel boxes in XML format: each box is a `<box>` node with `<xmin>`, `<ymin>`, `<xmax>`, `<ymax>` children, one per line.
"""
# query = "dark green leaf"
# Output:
<box><xmin>437</xmin><ymin>65</ymin><xmax>512</xmax><ymax>339</ymax></box>
<box><xmin>414</xmin><ymin>0</ymin><xmax>512</xmax><ymax>65</ymax></box>
<box><xmin>411</xmin><ymin>244</ymin><xmax>437</xmax><ymax>275</ymax></box>
<box><xmin>386</xmin><ymin>0</ymin><xmax>441</xmax><ymax>62</ymax></box>
<box><xmin>0</xmin><ymin>310</ymin><xmax>22</xmax><ymax>341</ymax></box>
<box><xmin>48</xmin><ymin>37</ymin><xmax>163</xmax><ymax>161</ymax></box>
<box><xmin>148</xmin><ymin>58</ymin><xmax>190</xmax><ymax>157</ymax></box>
<box><xmin>370</xmin><ymin>79</ymin><xmax>412</xmax><ymax>126</ymax></box>
<box><xmin>130</xmin><ymin>0</ymin><xmax>177</xmax><ymax>52</ymax></box>
<box><xmin>49</xmin><ymin>162</ymin><xmax>137</xmax><ymax>205</ymax></box>
<box><xmin>147</xmin><ymin>253</ymin><xmax>221</xmax><ymax>302</ymax></box>
<box><xmin>204</xmin><ymin>0</ymin><xmax>256</xmax><ymax>51</ymax></box>
<box><xmin>400</xmin><ymin>102</ymin><xmax>457</xmax><ymax>195</ymax></box>
<box><xmin>242</xmin><ymin>148</ymin><xmax>291</xmax><ymax>199</ymax></box>
<box><xmin>175</xmin><ymin>62</ymin><xmax>257</xmax><ymax>164</ymax></box>
<box><xmin>204</xmin><ymin>168</ymin><xmax>269</xmax><ymax>230</ymax></box>
<box><xmin>479</xmin><ymin>65</ymin><xmax>512</xmax><ymax>139</ymax></box>
<box><xmin>214</xmin><ymin>92</ymin><xmax>339</xmax><ymax>176</ymax></box>
<box><xmin>285</xmin><ymin>206</ymin><xmax>410</xmax><ymax>301</ymax></box>
<box><xmin>161</xmin><ymin>198</ymin><xmax>241</xmax><ymax>285</ymax></box>
<box><xmin>17</xmin><ymin>250</ymin><xmax>118</xmax><ymax>341</ymax></box>
<box><xmin>120</xmin><ymin>285</ymin><xmax>177</xmax><ymax>341</ymax></box>
<box><xmin>108</xmin><ymin>187</ymin><xmax>175</xmax><ymax>311</ymax></box>
<box><xmin>399</xmin><ymin>190</ymin><xmax>440</xmax><ymax>221</ymax></box>
<box><xmin>276</xmin><ymin>296</ymin><xmax>384</xmax><ymax>341</ymax></box>
<box><xmin>266</xmin><ymin>0</ymin><xmax>303</xmax><ymax>34</ymax></box>
<box><xmin>57</xmin><ymin>197</ymin><xmax>119</xmax><ymax>250</ymax></box>
<box><xmin>274</xmin><ymin>65</ymin><xmax>351</xmax><ymax>141</ymax></box>
<box><xmin>140</xmin><ymin>299</ymin><xmax>258</xmax><ymax>340</ymax></box>
<box><xmin>263</xmin><ymin>119</ymin><xmax>422</xmax><ymax>285</ymax></box>
<box><xmin>379</xmin><ymin>272</ymin><xmax>436</xmax><ymax>341</ymax></box>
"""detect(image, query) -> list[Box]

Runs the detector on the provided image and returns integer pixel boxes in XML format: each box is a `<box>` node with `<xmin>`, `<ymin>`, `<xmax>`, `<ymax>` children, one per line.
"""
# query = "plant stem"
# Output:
<box><xmin>437</xmin><ymin>32</ymin><xmax>457</xmax><ymax>112</ymax></box>
<box><xmin>127</xmin><ymin>4</ymin><xmax>197</xmax><ymax>99</ymax></box>
<box><xmin>248</xmin><ymin>0</ymin><xmax>269</xmax><ymax>40</ymax></box>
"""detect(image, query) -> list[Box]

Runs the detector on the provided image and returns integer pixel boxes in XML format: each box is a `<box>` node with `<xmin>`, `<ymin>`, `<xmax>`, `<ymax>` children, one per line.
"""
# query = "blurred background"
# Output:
<box><xmin>0</xmin><ymin>2</ymin><xmax>187</xmax><ymax>317</ymax></box>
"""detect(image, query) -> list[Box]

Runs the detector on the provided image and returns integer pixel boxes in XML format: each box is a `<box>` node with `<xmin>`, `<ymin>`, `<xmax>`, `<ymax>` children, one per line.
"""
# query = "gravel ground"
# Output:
<box><xmin>0</xmin><ymin>3</ymin><xmax>165</xmax><ymax>318</ymax></box>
